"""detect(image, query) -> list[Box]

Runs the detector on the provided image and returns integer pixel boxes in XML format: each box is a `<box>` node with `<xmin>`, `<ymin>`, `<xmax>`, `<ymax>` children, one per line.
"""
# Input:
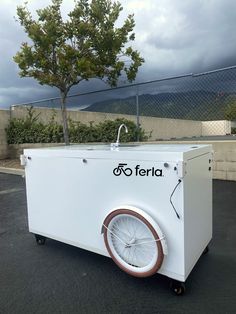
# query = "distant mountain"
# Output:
<box><xmin>82</xmin><ymin>90</ymin><xmax>234</xmax><ymax>121</ymax></box>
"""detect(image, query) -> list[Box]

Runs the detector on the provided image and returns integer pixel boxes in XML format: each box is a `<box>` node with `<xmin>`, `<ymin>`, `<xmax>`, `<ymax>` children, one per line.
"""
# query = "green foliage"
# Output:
<box><xmin>224</xmin><ymin>96</ymin><xmax>236</xmax><ymax>120</ymax></box>
<box><xmin>14</xmin><ymin>0</ymin><xmax>144</xmax><ymax>92</ymax></box>
<box><xmin>68</xmin><ymin>119</ymin><xmax>99</xmax><ymax>143</ymax></box>
<box><xmin>6</xmin><ymin>107</ymin><xmax>64</xmax><ymax>144</ymax></box>
<box><xmin>6</xmin><ymin>108</ymin><xmax>147</xmax><ymax>144</ymax></box>
<box><xmin>41</xmin><ymin>110</ymin><xmax>64</xmax><ymax>142</ymax></box>
<box><xmin>95</xmin><ymin>118</ymin><xmax>146</xmax><ymax>142</ymax></box>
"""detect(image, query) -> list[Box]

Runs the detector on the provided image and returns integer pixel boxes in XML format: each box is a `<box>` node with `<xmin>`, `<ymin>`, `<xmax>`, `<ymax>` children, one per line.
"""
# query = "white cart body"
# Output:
<box><xmin>24</xmin><ymin>144</ymin><xmax>212</xmax><ymax>282</ymax></box>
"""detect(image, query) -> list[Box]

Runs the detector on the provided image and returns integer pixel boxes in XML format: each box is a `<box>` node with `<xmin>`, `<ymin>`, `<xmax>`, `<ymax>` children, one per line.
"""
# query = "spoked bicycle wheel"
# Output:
<box><xmin>103</xmin><ymin>209</ymin><xmax>164</xmax><ymax>277</ymax></box>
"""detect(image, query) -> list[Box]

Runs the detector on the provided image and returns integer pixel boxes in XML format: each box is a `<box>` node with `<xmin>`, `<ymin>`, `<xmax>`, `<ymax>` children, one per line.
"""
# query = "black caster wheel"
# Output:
<box><xmin>170</xmin><ymin>280</ymin><xmax>186</xmax><ymax>296</ymax></box>
<box><xmin>202</xmin><ymin>245</ymin><xmax>209</xmax><ymax>255</ymax></box>
<box><xmin>35</xmin><ymin>234</ymin><xmax>46</xmax><ymax>245</ymax></box>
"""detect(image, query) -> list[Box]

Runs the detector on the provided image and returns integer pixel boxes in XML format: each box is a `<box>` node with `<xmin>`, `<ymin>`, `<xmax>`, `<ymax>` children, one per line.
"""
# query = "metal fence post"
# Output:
<box><xmin>9</xmin><ymin>105</ymin><xmax>13</xmax><ymax>120</ymax></box>
<box><xmin>136</xmin><ymin>87</ymin><xmax>140</xmax><ymax>142</ymax></box>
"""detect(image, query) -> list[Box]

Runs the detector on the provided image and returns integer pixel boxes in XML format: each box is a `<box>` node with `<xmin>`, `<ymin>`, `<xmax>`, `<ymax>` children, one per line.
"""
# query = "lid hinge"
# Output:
<box><xmin>176</xmin><ymin>161</ymin><xmax>187</xmax><ymax>178</ymax></box>
<box><xmin>20</xmin><ymin>155</ymin><xmax>27</xmax><ymax>166</ymax></box>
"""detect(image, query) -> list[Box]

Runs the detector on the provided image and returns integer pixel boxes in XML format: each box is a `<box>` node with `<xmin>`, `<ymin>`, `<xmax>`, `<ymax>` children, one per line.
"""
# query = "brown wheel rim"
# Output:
<box><xmin>103</xmin><ymin>209</ymin><xmax>164</xmax><ymax>278</ymax></box>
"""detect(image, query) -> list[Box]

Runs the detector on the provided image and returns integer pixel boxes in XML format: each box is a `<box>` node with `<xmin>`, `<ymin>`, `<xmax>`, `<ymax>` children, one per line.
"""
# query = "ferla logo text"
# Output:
<box><xmin>113</xmin><ymin>163</ymin><xmax>163</xmax><ymax>177</ymax></box>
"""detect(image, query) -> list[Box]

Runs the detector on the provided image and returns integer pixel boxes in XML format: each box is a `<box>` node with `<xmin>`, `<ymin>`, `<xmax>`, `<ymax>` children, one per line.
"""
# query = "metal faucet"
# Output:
<box><xmin>111</xmin><ymin>124</ymin><xmax>128</xmax><ymax>149</ymax></box>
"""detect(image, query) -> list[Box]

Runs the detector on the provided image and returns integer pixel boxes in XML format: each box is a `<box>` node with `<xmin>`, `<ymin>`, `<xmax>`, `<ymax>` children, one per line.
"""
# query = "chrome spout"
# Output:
<box><xmin>116</xmin><ymin>124</ymin><xmax>128</xmax><ymax>145</ymax></box>
<box><xmin>111</xmin><ymin>124</ymin><xmax>128</xmax><ymax>149</ymax></box>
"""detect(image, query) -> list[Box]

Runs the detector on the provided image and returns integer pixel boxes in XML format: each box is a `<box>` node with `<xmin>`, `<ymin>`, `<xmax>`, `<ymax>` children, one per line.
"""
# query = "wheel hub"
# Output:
<box><xmin>125</xmin><ymin>237</ymin><xmax>136</xmax><ymax>248</ymax></box>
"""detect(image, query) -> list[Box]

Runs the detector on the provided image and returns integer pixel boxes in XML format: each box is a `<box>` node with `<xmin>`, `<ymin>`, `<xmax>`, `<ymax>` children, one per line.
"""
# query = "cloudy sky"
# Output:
<box><xmin>1</xmin><ymin>0</ymin><xmax>236</xmax><ymax>108</ymax></box>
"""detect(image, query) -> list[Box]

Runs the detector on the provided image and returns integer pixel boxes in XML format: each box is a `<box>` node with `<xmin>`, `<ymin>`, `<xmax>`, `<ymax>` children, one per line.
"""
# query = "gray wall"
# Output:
<box><xmin>11</xmin><ymin>106</ymin><xmax>232</xmax><ymax>140</ymax></box>
<box><xmin>11</xmin><ymin>106</ymin><xmax>203</xmax><ymax>141</ymax></box>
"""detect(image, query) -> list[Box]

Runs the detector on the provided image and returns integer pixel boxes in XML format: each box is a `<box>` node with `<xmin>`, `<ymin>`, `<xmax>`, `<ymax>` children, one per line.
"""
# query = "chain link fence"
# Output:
<box><xmin>11</xmin><ymin>65</ymin><xmax>236</xmax><ymax>141</ymax></box>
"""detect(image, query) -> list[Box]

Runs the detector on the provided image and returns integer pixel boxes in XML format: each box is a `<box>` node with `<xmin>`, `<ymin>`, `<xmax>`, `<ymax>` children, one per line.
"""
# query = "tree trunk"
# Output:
<box><xmin>60</xmin><ymin>91</ymin><xmax>69</xmax><ymax>145</ymax></box>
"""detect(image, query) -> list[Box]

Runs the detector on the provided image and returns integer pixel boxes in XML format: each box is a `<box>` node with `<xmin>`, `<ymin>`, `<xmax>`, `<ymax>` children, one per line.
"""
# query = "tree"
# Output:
<box><xmin>14</xmin><ymin>0</ymin><xmax>144</xmax><ymax>144</ymax></box>
<box><xmin>224</xmin><ymin>95</ymin><xmax>236</xmax><ymax>120</ymax></box>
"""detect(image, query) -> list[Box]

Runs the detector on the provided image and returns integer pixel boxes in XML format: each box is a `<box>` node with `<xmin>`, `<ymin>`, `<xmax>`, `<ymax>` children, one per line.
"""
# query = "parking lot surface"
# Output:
<box><xmin>0</xmin><ymin>173</ymin><xmax>236</xmax><ymax>314</ymax></box>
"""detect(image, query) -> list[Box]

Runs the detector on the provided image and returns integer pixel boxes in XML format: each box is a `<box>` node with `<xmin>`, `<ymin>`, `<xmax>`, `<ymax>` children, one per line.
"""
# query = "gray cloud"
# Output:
<box><xmin>137</xmin><ymin>0</ymin><xmax>236</xmax><ymax>76</ymax></box>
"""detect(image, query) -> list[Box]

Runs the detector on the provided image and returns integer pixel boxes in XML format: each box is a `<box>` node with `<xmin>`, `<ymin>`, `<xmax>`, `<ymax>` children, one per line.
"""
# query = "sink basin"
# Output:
<box><xmin>110</xmin><ymin>143</ymin><xmax>140</xmax><ymax>150</ymax></box>
<box><xmin>117</xmin><ymin>144</ymin><xmax>140</xmax><ymax>147</ymax></box>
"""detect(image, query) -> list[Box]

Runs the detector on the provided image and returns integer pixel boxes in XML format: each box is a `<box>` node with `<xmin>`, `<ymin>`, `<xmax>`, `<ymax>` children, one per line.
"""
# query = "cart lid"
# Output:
<box><xmin>24</xmin><ymin>143</ymin><xmax>212</xmax><ymax>161</ymax></box>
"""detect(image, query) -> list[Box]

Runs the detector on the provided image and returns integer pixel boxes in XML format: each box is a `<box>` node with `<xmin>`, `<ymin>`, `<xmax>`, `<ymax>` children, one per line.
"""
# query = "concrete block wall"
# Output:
<box><xmin>211</xmin><ymin>142</ymin><xmax>236</xmax><ymax>181</ymax></box>
<box><xmin>12</xmin><ymin>106</ymin><xmax>233</xmax><ymax>138</ymax></box>
<box><xmin>202</xmin><ymin>120</ymin><xmax>231</xmax><ymax>136</ymax></box>
<box><xmin>0</xmin><ymin>110</ymin><xmax>10</xmax><ymax>159</ymax></box>
<box><xmin>140</xmin><ymin>116</ymin><xmax>202</xmax><ymax>140</ymax></box>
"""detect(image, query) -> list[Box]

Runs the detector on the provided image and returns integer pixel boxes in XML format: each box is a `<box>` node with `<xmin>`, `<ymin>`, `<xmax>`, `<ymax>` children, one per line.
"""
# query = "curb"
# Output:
<box><xmin>0</xmin><ymin>167</ymin><xmax>25</xmax><ymax>176</ymax></box>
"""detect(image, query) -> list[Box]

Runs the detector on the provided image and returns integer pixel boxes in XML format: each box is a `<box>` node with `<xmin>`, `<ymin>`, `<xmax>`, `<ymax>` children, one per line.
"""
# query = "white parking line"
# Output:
<box><xmin>0</xmin><ymin>188</ymin><xmax>24</xmax><ymax>195</ymax></box>
<box><xmin>0</xmin><ymin>167</ymin><xmax>24</xmax><ymax>176</ymax></box>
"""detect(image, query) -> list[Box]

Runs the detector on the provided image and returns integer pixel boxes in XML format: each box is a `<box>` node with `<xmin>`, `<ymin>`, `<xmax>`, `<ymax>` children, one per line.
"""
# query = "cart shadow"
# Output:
<box><xmin>42</xmin><ymin>238</ymin><xmax>236</xmax><ymax>298</ymax></box>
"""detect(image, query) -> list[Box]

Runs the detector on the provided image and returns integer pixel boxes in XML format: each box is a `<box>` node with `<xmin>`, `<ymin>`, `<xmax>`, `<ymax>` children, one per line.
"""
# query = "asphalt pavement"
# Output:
<box><xmin>0</xmin><ymin>173</ymin><xmax>236</xmax><ymax>314</ymax></box>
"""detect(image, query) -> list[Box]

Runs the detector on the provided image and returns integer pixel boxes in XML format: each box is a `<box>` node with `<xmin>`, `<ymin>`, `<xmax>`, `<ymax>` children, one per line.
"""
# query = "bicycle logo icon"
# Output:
<box><xmin>113</xmin><ymin>163</ymin><xmax>133</xmax><ymax>176</ymax></box>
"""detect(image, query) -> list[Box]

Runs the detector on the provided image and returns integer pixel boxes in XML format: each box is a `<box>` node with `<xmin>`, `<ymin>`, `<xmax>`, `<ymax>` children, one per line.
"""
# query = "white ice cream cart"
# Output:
<box><xmin>22</xmin><ymin>130</ymin><xmax>212</xmax><ymax>295</ymax></box>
